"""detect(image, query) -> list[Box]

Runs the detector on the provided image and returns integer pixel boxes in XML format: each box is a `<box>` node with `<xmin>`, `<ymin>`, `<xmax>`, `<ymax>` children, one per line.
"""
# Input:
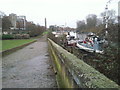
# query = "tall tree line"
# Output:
<box><xmin>76</xmin><ymin>9</ymin><xmax>117</xmax><ymax>33</ymax></box>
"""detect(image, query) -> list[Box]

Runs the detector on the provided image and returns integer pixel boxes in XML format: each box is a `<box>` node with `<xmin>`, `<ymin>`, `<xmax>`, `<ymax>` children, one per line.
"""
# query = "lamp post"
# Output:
<box><xmin>105</xmin><ymin>4</ymin><xmax>108</xmax><ymax>29</ymax></box>
<box><xmin>104</xmin><ymin>0</ymin><xmax>112</xmax><ymax>37</ymax></box>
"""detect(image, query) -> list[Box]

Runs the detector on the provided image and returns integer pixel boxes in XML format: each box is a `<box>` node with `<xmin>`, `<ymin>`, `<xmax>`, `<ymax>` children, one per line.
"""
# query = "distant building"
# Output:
<box><xmin>26</xmin><ymin>21</ymin><xmax>34</xmax><ymax>25</ymax></box>
<box><xmin>8</xmin><ymin>13</ymin><xmax>17</xmax><ymax>29</ymax></box>
<box><xmin>17</xmin><ymin>16</ymin><xmax>26</xmax><ymax>30</ymax></box>
<box><xmin>49</xmin><ymin>25</ymin><xmax>56</xmax><ymax>31</ymax></box>
<box><xmin>8</xmin><ymin>13</ymin><xmax>26</xmax><ymax>30</ymax></box>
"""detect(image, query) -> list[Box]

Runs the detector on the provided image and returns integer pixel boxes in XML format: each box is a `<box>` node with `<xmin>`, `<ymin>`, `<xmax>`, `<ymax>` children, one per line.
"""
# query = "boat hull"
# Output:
<box><xmin>76</xmin><ymin>42</ymin><xmax>103</xmax><ymax>54</ymax></box>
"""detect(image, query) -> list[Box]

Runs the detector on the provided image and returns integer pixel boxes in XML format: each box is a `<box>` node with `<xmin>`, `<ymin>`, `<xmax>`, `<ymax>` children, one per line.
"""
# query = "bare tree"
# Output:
<box><xmin>76</xmin><ymin>20</ymin><xmax>86</xmax><ymax>33</ymax></box>
<box><xmin>2</xmin><ymin>16</ymin><xmax>12</xmax><ymax>30</ymax></box>
<box><xmin>26</xmin><ymin>22</ymin><xmax>45</xmax><ymax>37</ymax></box>
<box><xmin>86</xmin><ymin>14</ymin><xmax>97</xmax><ymax>28</ymax></box>
<box><xmin>96</xmin><ymin>18</ymin><xmax>103</xmax><ymax>26</ymax></box>
<box><xmin>0</xmin><ymin>11</ymin><xmax>6</xmax><ymax>18</ymax></box>
<box><xmin>101</xmin><ymin>9</ymin><xmax>116</xmax><ymax>25</ymax></box>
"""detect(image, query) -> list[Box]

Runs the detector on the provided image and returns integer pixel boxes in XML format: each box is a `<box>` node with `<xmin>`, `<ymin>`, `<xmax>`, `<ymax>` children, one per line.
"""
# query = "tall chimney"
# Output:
<box><xmin>45</xmin><ymin>18</ymin><xmax>47</xmax><ymax>30</ymax></box>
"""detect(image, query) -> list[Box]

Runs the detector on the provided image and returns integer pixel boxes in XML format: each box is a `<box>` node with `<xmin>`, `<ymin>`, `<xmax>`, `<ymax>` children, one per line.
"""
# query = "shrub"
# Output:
<box><xmin>2</xmin><ymin>34</ymin><xmax>14</xmax><ymax>39</ymax></box>
<box><xmin>14</xmin><ymin>34</ymin><xmax>30</xmax><ymax>39</ymax></box>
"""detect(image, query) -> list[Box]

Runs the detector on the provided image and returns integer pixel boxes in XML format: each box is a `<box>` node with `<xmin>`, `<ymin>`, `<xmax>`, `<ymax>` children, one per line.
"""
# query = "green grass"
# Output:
<box><xmin>0</xmin><ymin>40</ymin><xmax>2</xmax><ymax>52</ymax></box>
<box><xmin>1</xmin><ymin>39</ymin><xmax>36</xmax><ymax>51</ymax></box>
<box><xmin>42</xmin><ymin>31</ymin><xmax>49</xmax><ymax>35</ymax></box>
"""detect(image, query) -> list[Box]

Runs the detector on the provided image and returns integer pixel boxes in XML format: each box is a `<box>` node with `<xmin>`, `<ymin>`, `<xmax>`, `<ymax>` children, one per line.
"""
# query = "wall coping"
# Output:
<box><xmin>48</xmin><ymin>38</ymin><xmax>120</xmax><ymax>88</ymax></box>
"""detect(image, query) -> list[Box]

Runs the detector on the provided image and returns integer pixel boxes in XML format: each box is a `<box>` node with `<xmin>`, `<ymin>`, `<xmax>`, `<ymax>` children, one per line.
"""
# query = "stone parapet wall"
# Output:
<box><xmin>48</xmin><ymin>38</ymin><xmax>120</xmax><ymax>88</ymax></box>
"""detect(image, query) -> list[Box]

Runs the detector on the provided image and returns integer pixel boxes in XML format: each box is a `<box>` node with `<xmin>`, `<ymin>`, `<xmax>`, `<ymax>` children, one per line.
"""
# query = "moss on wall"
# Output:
<box><xmin>48</xmin><ymin>41</ymin><xmax>74</xmax><ymax>88</ymax></box>
<box><xmin>48</xmin><ymin>38</ymin><xmax>120</xmax><ymax>88</ymax></box>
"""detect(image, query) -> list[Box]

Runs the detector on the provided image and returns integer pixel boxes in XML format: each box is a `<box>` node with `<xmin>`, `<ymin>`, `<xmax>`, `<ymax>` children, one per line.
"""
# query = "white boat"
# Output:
<box><xmin>66</xmin><ymin>35</ymin><xmax>77</xmax><ymax>46</ymax></box>
<box><xmin>67</xmin><ymin>39</ymin><xmax>77</xmax><ymax>46</ymax></box>
<box><xmin>76</xmin><ymin>41</ymin><xmax>104</xmax><ymax>54</ymax></box>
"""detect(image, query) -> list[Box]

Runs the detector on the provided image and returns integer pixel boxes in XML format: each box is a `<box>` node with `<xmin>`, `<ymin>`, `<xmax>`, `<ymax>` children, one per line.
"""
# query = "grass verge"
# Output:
<box><xmin>1</xmin><ymin>39</ymin><xmax>36</xmax><ymax>51</ymax></box>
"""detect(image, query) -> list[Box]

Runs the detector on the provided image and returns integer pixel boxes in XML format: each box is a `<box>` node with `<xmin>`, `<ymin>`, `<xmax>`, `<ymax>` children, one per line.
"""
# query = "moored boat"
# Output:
<box><xmin>76</xmin><ymin>33</ymin><xmax>104</xmax><ymax>54</ymax></box>
<box><xmin>76</xmin><ymin>41</ymin><xmax>104</xmax><ymax>54</ymax></box>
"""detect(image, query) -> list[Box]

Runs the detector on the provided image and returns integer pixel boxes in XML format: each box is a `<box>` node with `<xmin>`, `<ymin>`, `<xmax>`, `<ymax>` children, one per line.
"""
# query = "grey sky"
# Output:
<box><xmin>0</xmin><ymin>0</ymin><xmax>119</xmax><ymax>28</ymax></box>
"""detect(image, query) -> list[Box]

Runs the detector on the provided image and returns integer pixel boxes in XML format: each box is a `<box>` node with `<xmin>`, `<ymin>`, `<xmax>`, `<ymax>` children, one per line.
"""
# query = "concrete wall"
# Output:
<box><xmin>48</xmin><ymin>38</ymin><xmax>120</xmax><ymax>88</ymax></box>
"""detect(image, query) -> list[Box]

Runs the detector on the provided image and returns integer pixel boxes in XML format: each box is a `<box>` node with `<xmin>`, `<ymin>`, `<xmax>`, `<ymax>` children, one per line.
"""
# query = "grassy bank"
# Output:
<box><xmin>1</xmin><ymin>39</ymin><xmax>36</xmax><ymax>51</ymax></box>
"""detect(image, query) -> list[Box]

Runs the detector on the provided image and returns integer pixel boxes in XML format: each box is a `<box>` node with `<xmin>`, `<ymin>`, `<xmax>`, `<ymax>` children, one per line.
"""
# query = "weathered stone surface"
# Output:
<box><xmin>48</xmin><ymin>38</ymin><xmax>120</xmax><ymax>88</ymax></box>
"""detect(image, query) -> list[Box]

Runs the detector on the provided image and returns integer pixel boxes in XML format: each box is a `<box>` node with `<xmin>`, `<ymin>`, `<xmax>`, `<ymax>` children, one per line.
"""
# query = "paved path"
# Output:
<box><xmin>2</xmin><ymin>35</ymin><xmax>57</xmax><ymax>88</ymax></box>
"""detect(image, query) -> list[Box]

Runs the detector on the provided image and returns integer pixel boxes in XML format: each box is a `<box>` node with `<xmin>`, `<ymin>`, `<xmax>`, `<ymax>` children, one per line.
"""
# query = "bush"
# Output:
<box><xmin>2</xmin><ymin>34</ymin><xmax>14</xmax><ymax>39</ymax></box>
<box><xmin>14</xmin><ymin>34</ymin><xmax>30</xmax><ymax>39</ymax></box>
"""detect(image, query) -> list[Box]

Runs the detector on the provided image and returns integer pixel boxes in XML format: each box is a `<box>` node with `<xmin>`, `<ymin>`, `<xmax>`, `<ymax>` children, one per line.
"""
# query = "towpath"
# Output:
<box><xmin>2</xmin><ymin>35</ymin><xmax>57</xmax><ymax>88</ymax></box>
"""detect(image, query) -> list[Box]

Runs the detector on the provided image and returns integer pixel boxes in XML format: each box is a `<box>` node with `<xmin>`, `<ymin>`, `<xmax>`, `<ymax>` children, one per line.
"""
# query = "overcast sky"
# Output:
<box><xmin>0</xmin><ymin>0</ymin><xmax>119</xmax><ymax>28</ymax></box>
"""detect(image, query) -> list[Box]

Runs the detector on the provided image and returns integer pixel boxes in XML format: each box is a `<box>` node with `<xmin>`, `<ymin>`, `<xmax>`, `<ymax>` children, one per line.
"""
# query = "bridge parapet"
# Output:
<box><xmin>48</xmin><ymin>38</ymin><xmax>120</xmax><ymax>88</ymax></box>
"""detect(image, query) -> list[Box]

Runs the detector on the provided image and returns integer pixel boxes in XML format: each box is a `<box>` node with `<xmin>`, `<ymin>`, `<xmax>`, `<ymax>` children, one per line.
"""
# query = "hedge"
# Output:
<box><xmin>2</xmin><ymin>34</ymin><xmax>14</xmax><ymax>39</ymax></box>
